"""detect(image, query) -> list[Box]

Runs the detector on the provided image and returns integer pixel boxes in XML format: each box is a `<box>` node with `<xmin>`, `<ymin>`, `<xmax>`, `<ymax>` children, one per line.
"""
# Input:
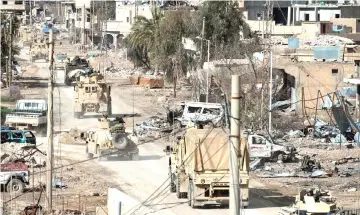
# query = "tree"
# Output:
<box><xmin>125</xmin><ymin>7</ymin><xmax>164</xmax><ymax>68</ymax></box>
<box><xmin>1</xmin><ymin>14</ymin><xmax>20</xmax><ymax>72</ymax></box>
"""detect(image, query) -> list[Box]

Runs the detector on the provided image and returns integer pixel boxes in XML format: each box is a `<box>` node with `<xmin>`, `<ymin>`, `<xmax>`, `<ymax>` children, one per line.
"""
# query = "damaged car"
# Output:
<box><xmin>246</xmin><ymin>132</ymin><xmax>297</xmax><ymax>162</ymax></box>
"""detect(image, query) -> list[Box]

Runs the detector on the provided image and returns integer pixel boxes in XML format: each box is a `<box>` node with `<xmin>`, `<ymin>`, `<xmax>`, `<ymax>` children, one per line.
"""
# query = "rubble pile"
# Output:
<box><xmin>302</xmin><ymin>35</ymin><xmax>354</xmax><ymax>47</ymax></box>
<box><xmin>135</xmin><ymin>116</ymin><xmax>172</xmax><ymax>142</ymax></box>
<box><xmin>105</xmin><ymin>68</ymin><xmax>142</xmax><ymax>78</ymax></box>
<box><xmin>0</xmin><ymin>143</ymin><xmax>46</xmax><ymax>167</ymax></box>
<box><xmin>59</xmin><ymin>128</ymin><xmax>85</xmax><ymax>145</ymax></box>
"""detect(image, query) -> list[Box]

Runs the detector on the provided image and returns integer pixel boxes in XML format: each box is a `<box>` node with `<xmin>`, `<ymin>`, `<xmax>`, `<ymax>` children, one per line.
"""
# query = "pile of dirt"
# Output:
<box><xmin>59</xmin><ymin>128</ymin><xmax>85</xmax><ymax>145</ymax></box>
<box><xmin>0</xmin><ymin>143</ymin><xmax>46</xmax><ymax>167</ymax></box>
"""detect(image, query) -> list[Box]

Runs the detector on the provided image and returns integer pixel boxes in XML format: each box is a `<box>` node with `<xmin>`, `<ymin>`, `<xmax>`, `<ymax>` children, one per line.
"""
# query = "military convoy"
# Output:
<box><xmin>164</xmin><ymin>126</ymin><xmax>250</xmax><ymax>208</ymax></box>
<box><xmin>29</xmin><ymin>38</ymin><xmax>49</xmax><ymax>62</ymax></box>
<box><xmin>82</xmin><ymin>115</ymin><xmax>139</xmax><ymax>161</ymax></box>
<box><xmin>73</xmin><ymin>71</ymin><xmax>111</xmax><ymax>118</ymax></box>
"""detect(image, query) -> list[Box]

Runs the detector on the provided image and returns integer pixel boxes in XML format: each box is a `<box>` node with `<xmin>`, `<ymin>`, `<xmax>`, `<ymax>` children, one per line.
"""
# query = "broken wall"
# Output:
<box><xmin>275</xmin><ymin>60</ymin><xmax>355</xmax><ymax>115</ymax></box>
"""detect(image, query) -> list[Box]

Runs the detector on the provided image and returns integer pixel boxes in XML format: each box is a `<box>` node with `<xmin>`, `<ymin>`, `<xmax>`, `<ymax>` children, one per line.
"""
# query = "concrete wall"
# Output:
<box><xmin>115</xmin><ymin>3</ymin><xmax>152</xmax><ymax>23</ymax></box>
<box><xmin>275</xmin><ymin>61</ymin><xmax>355</xmax><ymax>114</ymax></box>
<box><xmin>330</xmin><ymin>18</ymin><xmax>360</xmax><ymax>33</ymax></box>
<box><xmin>75</xmin><ymin>0</ymin><xmax>91</xmax><ymax>9</ymax></box>
<box><xmin>318</xmin><ymin>9</ymin><xmax>341</xmax><ymax>21</ymax></box>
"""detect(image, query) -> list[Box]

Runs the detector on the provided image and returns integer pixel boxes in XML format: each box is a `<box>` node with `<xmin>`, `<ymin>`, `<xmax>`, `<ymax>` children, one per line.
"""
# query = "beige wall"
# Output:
<box><xmin>330</xmin><ymin>18</ymin><xmax>360</xmax><ymax>33</ymax></box>
<box><xmin>275</xmin><ymin>61</ymin><xmax>355</xmax><ymax>114</ymax></box>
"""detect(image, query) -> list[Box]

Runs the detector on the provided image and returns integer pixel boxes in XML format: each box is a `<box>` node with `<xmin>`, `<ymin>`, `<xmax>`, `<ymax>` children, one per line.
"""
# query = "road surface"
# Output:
<box><xmin>31</xmin><ymin>62</ymin><xmax>289</xmax><ymax>215</ymax></box>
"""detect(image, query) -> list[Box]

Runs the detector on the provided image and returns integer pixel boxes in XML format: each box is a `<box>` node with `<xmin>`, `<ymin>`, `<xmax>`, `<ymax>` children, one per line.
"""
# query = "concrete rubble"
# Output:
<box><xmin>135</xmin><ymin>116</ymin><xmax>173</xmax><ymax>142</ymax></box>
<box><xmin>59</xmin><ymin>128</ymin><xmax>85</xmax><ymax>145</ymax></box>
<box><xmin>270</xmin><ymin>34</ymin><xmax>354</xmax><ymax>48</ymax></box>
<box><xmin>0</xmin><ymin>143</ymin><xmax>46</xmax><ymax>167</ymax></box>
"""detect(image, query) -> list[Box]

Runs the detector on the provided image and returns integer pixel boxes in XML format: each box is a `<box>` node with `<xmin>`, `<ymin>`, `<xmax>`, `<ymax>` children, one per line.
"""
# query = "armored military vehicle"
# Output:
<box><xmin>29</xmin><ymin>38</ymin><xmax>49</xmax><ymax>62</ymax></box>
<box><xmin>82</xmin><ymin>115</ymin><xmax>139</xmax><ymax>161</ymax></box>
<box><xmin>164</xmin><ymin>127</ymin><xmax>250</xmax><ymax>208</ymax></box>
<box><xmin>73</xmin><ymin>71</ymin><xmax>111</xmax><ymax>118</ymax></box>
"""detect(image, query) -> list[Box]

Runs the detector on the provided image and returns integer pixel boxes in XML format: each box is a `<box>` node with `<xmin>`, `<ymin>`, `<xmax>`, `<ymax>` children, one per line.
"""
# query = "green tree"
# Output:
<box><xmin>125</xmin><ymin>7</ymin><xmax>164</xmax><ymax>68</ymax></box>
<box><xmin>1</xmin><ymin>14</ymin><xmax>20</xmax><ymax>71</ymax></box>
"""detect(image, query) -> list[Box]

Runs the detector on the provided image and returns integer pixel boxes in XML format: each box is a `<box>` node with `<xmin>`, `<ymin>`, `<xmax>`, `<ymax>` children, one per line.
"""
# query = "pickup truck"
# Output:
<box><xmin>246</xmin><ymin>132</ymin><xmax>297</xmax><ymax>162</ymax></box>
<box><xmin>1</xmin><ymin>129</ymin><xmax>36</xmax><ymax>145</ymax></box>
<box><xmin>4</xmin><ymin>99</ymin><xmax>47</xmax><ymax>135</ymax></box>
<box><xmin>0</xmin><ymin>162</ymin><xmax>30</xmax><ymax>194</ymax></box>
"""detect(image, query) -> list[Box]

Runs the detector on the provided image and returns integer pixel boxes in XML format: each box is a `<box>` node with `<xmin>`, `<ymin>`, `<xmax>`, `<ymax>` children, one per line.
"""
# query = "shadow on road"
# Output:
<box><xmin>247</xmin><ymin>188</ymin><xmax>295</xmax><ymax>209</ymax></box>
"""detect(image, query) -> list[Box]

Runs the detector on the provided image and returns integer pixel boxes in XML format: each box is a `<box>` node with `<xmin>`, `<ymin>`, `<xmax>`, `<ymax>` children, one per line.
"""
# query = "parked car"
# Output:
<box><xmin>0</xmin><ymin>129</ymin><xmax>36</xmax><ymax>145</ymax></box>
<box><xmin>0</xmin><ymin>162</ymin><xmax>30</xmax><ymax>194</ymax></box>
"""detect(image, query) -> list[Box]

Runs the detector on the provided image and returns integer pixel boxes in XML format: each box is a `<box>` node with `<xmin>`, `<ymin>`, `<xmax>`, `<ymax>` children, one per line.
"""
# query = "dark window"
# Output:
<box><xmin>253</xmin><ymin>136</ymin><xmax>266</xmax><ymax>145</ymax></box>
<box><xmin>85</xmin><ymin>87</ymin><xmax>90</xmax><ymax>93</ymax></box>
<box><xmin>86</xmin><ymin>14</ymin><xmax>90</xmax><ymax>22</ymax></box>
<box><xmin>126</xmin><ymin>17</ymin><xmax>129</xmax><ymax>23</ymax></box>
<box><xmin>2</xmin><ymin>1</ymin><xmax>8</xmax><ymax>5</ymax></box>
<box><xmin>317</xmin><ymin>14</ymin><xmax>320</xmax><ymax>21</ymax></box>
<box><xmin>203</xmin><ymin>108</ymin><xmax>221</xmax><ymax>115</ymax></box>
<box><xmin>335</xmin><ymin>14</ymin><xmax>340</xmax><ymax>18</ymax></box>
<box><xmin>305</xmin><ymin>14</ymin><xmax>310</xmax><ymax>21</ymax></box>
<box><xmin>1</xmin><ymin>132</ymin><xmax>10</xmax><ymax>143</ymax></box>
<box><xmin>91</xmin><ymin>86</ymin><xmax>97</xmax><ymax>93</ymax></box>
<box><xmin>15</xmin><ymin>1</ymin><xmax>23</xmax><ymax>4</ymax></box>
<box><xmin>12</xmin><ymin>132</ymin><xmax>23</xmax><ymax>139</ymax></box>
<box><xmin>332</xmin><ymin>69</ymin><xmax>339</xmax><ymax>74</ymax></box>
<box><xmin>188</xmin><ymin>107</ymin><xmax>202</xmax><ymax>113</ymax></box>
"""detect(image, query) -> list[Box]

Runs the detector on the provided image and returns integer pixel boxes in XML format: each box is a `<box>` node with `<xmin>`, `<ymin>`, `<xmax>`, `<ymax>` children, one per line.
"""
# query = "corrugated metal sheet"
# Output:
<box><xmin>313</xmin><ymin>46</ymin><xmax>340</xmax><ymax>59</ymax></box>
<box><xmin>288</xmin><ymin>38</ymin><xmax>299</xmax><ymax>49</ymax></box>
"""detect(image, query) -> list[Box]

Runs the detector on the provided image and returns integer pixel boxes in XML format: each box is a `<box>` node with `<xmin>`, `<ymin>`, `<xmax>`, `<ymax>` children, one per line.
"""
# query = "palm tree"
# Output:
<box><xmin>125</xmin><ymin>6</ymin><xmax>164</xmax><ymax>67</ymax></box>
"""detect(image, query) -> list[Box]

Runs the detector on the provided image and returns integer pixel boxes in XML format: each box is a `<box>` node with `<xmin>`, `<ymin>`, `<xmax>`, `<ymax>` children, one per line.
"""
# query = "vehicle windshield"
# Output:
<box><xmin>56</xmin><ymin>56</ymin><xmax>67</xmax><ymax>61</ymax></box>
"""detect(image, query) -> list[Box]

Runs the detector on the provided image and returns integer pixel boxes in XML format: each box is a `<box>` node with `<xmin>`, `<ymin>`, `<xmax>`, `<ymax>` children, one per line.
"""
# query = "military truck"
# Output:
<box><xmin>164</xmin><ymin>127</ymin><xmax>250</xmax><ymax>208</ymax></box>
<box><xmin>64</xmin><ymin>56</ymin><xmax>90</xmax><ymax>86</ymax></box>
<box><xmin>18</xmin><ymin>26</ymin><xmax>35</xmax><ymax>47</ymax></box>
<box><xmin>73</xmin><ymin>72</ymin><xmax>111</xmax><ymax>118</ymax></box>
<box><xmin>82</xmin><ymin>115</ymin><xmax>139</xmax><ymax>161</ymax></box>
<box><xmin>29</xmin><ymin>38</ymin><xmax>49</xmax><ymax>62</ymax></box>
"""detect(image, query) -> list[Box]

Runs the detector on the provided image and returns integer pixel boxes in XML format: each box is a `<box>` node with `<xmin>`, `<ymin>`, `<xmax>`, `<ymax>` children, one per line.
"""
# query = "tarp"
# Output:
<box><xmin>313</xmin><ymin>46</ymin><xmax>340</xmax><ymax>59</ymax></box>
<box><xmin>184</xmin><ymin>128</ymin><xmax>229</xmax><ymax>171</ymax></box>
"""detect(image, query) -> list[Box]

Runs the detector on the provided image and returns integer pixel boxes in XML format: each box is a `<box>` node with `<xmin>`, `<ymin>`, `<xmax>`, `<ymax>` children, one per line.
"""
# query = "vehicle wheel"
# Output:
<box><xmin>130</xmin><ymin>153</ymin><xmax>139</xmax><ymax>161</ymax></box>
<box><xmin>188</xmin><ymin>180</ymin><xmax>195</xmax><ymax>208</ymax></box>
<box><xmin>277</xmin><ymin>153</ymin><xmax>284</xmax><ymax>162</ymax></box>
<box><xmin>7</xmin><ymin>179</ymin><xmax>25</xmax><ymax>194</ymax></box>
<box><xmin>169</xmin><ymin>166</ymin><xmax>176</xmax><ymax>193</ymax></box>
<box><xmin>87</xmin><ymin>153</ymin><xmax>93</xmax><ymax>159</ymax></box>
<box><xmin>176</xmin><ymin>176</ymin><xmax>187</xmax><ymax>199</ymax></box>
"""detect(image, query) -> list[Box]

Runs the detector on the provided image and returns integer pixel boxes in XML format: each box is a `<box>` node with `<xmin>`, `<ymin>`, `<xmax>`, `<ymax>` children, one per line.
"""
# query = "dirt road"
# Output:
<box><xmin>30</xmin><ymin>61</ymin><xmax>292</xmax><ymax>215</ymax></box>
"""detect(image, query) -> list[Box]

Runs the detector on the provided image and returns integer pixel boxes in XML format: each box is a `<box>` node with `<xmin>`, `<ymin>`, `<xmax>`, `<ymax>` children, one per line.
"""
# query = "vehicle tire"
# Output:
<box><xmin>112</xmin><ymin>134</ymin><xmax>128</xmax><ymax>150</ymax></box>
<box><xmin>176</xmin><ymin>176</ymin><xmax>187</xmax><ymax>199</ymax></box>
<box><xmin>169</xmin><ymin>167</ymin><xmax>176</xmax><ymax>193</ymax></box>
<box><xmin>188</xmin><ymin>180</ymin><xmax>195</xmax><ymax>208</ymax></box>
<box><xmin>130</xmin><ymin>153</ymin><xmax>139</xmax><ymax>161</ymax></box>
<box><xmin>74</xmin><ymin>112</ymin><xmax>80</xmax><ymax>119</ymax></box>
<box><xmin>277</xmin><ymin>153</ymin><xmax>284</xmax><ymax>162</ymax></box>
<box><xmin>6</xmin><ymin>179</ymin><xmax>25</xmax><ymax>194</ymax></box>
<box><xmin>87</xmin><ymin>152</ymin><xmax>93</xmax><ymax>159</ymax></box>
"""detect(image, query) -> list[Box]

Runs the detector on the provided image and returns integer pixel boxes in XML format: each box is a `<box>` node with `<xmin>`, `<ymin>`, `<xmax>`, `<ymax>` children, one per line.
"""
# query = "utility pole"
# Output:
<box><xmin>91</xmin><ymin>0</ymin><xmax>94</xmax><ymax>49</ymax></box>
<box><xmin>8</xmin><ymin>13</ymin><xmax>13</xmax><ymax>87</ymax></box>
<box><xmin>81</xmin><ymin>4</ymin><xmax>86</xmax><ymax>46</ymax></box>
<box><xmin>200</xmin><ymin>17</ymin><xmax>205</xmax><ymax>63</ymax></box>
<box><xmin>266</xmin><ymin>0</ymin><xmax>274</xmax><ymax>132</ymax></box>
<box><xmin>229</xmin><ymin>75</ymin><xmax>241</xmax><ymax>215</ymax></box>
<box><xmin>206</xmin><ymin>40</ymin><xmax>210</xmax><ymax>103</ymax></box>
<box><xmin>29</xmin><ymin>1</ymin><xmax>33</xmax><ymax>26</ymax></box>
<box><xmin>46</xmin><ymin>27</ymin><xmax>55</xmax><ymax>213</ymax></box>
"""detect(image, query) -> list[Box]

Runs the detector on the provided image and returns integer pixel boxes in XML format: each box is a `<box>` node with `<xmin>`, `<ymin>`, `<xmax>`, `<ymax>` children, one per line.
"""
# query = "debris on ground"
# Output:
<box><xmin>59</xmin><ymin>128</ymin><xmax>85</xmax><ymax>145</ymax></box>
<box><xmin>0</xmin><ymin>143</ymin><xmax>46</xmax><ymax>167</ymax></box>
<box><xmin>135</xmin><ymin>116</ymin><xmax>173</xmax><ymax>141</ymax></box>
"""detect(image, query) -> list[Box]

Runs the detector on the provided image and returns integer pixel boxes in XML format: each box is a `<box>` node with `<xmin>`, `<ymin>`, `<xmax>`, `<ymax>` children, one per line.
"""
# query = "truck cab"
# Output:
<box><xmin>247</xmin><ymin>133</ymin><xmax>296</xmax><ymax>162</ymax></box>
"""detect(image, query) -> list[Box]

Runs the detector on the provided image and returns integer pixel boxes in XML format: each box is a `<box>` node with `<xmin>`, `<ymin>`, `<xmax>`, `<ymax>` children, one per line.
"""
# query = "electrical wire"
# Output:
<box><xmin>124</xmin><ymin>127</ymin><xmax>216</xmax><ymax>215</ymax></box>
